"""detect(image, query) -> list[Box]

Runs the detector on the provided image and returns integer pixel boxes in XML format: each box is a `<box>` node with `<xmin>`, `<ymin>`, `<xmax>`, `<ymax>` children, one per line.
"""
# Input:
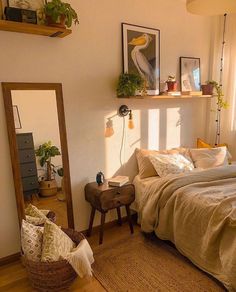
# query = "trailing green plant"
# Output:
<box><xmin>207</xmin><ymin>80</ymin><xmax>229</xmax><ymax>145</ymax></box>
<box><xmin>35</xmin><ymin>141</ymin><xmax>61</xmax><ymax>181</ymax></box>
<box><xmin>208</xmin><ymin>80</ymin><xmax>229</xmax><ymax>109</ymax></box>
<box><xmin>44</xmin><ymin>0</ymin><xmax>79</xmax><ymax>28</ymax></box>
<box><xmin>117</xmin><ymin>73</ymin><xmax>147</xmax><ymax>97</ymax></box>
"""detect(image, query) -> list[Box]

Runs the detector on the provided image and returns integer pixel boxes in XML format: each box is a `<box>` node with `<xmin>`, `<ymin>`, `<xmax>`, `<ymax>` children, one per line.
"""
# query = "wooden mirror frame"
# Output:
<box><xmin>2</xmin><ymin>82</ymin><xmax>74</xmax><ymax>229</ymax></box>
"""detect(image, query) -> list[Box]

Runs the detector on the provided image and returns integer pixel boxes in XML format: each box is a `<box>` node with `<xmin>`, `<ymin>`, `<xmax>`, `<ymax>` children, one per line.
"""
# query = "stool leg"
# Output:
<box><xmin>87</xmin><ymin>207</ymin><xmax>96</xmax><ymax>237</ymax></box>
<box><xmin>117</xmin><ymin>207</ymin><xmax>122</xmax><ymax>226</ymax></box>
<box><xmin>125</xmin><ymin>205</ymin><xmax>134</xmax><ymax>234</ymax></box>
<box><xmin>99</xmin><ymin>212</ymin><xmax>106</xmax><ymax>244</ymax></box>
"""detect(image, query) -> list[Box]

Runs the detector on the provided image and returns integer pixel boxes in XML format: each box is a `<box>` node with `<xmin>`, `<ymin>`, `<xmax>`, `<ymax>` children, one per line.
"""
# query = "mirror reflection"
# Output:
<box><xmin>12</xmin><ymin>90</ymin><xmax>68</xmax><ymax>227</ymax></box>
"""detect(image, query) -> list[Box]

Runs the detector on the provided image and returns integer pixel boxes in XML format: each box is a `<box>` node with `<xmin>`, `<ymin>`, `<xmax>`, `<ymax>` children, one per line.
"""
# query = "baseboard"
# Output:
<box><xmin>81</xmin><ymin>213</ymin><xmax>137</xmax><ymax>236</ymax></box>
<box><xmin>0</xmin><ymin>252</ymin><xmax>21</xmax><ymax>266</ymax></box>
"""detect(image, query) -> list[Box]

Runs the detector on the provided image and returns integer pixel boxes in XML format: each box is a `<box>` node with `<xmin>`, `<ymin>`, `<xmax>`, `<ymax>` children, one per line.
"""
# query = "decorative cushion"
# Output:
<box><xmin>136</xmin><ymin>147</ymin><xmax>193</xmax><ymax>179</ymax></box>
<box><xmin>136</xmin><ymin>148</ymin><xmax>170</xmax><ymax>179</ymax></box>
<box><xmin>149</xmin><ymin>153</ymin><xmax>194</xmax><ymax>177</ymax></box>
<box><xmin>190</xmin><ymin>146</ymin><xmax>228</xmax><ymax>169</ymax></box>
<box><xmin>21</xmin><ymin>220</ymin><xmax>44</xmax><ymax>262</ymax></box>
<box><xmin>41</xmin><ymin>221</ymin><xmax>75</xmax><ymax>262</ymax></box>
<box><xmin>25</xmin><ymin>204</ymin><xmax>48</xmax><ymax>224</ymax></box>
<box><xmin>26</xmin><ymin>215</ymin><xmax>46</xmax><ymax>226</ymax></box>
<box><xmin>197</xmin><ymin>138</ymin><xmax>232</xmax><ymax>163</ymax></box>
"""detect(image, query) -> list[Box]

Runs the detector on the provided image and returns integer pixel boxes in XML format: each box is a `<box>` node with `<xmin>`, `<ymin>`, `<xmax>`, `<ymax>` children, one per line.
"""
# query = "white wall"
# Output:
<box><xmin>0</xmin><ymin>0</ymin><xmax>213</xmax><ymax>258</ymax></box>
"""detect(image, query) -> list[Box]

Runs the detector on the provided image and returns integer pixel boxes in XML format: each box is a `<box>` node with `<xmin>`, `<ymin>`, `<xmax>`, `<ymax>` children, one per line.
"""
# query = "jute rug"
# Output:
<box><xmin>93</xmin><ymin>232</ymin><xmax>226</xmax><ymax>292</ymax></box>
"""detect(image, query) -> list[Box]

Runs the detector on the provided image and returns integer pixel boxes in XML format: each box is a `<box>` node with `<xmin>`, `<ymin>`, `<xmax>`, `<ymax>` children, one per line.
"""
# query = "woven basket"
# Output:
<box><xmin>23</xmin><ymin>228</ymin><xmax>85</xmax><ymax>292</ymax></box>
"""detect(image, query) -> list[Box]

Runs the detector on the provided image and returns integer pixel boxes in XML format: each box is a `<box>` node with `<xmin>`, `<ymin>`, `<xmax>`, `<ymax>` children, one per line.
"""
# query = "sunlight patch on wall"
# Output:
<box><xmin>148</xmin><ymin>109</ymin><xmax>159</xmax><ymax>150</ymax></box>
<box><xmin>104</xmin><ymin>110</ymin><xmax>141</xmax><ymax>178</ymax></box>
<box><xmin>166</xmin><ymin>107</ymin><xmax>181</xmax><ymax>149</ymax></box>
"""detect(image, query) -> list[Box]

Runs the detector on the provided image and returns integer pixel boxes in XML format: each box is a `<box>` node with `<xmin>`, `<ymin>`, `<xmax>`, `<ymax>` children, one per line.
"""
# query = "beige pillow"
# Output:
<box><xmin>25</xmin><ymin>204</ymin><xmax>48</xmax><ymax>224</ymax></box>
<box><xmin>21</xmin><ymin>220</ymin><xmax>44</xmax><ymax>262</ymax></box>
<box><xmin>26</xmin><ymin>215</ymin><xmax>45</xmax><ymax>226</ymax></box>
<box><xmin>136</xmin><ymin>148</ymin><xmax>168</xmax><ymax>179</ymax></box>
<box><xmin>149</xmin><ymin>153</ymin><xmax>194</xmax><ymax>177</ymax></box>
<box><xmin>41</xmin><ymin>221</ymin><xmax>75</xmax><ymax>262</ymax></box>
<box><xmin>136</xmin><ymin>147</ymin><xmax>192</xmax><ymax>179</ymax></box>
<box><xmin>190</xmin><ymin>146</ymin><xmax>228</xmax><ymax>169</ymax></box>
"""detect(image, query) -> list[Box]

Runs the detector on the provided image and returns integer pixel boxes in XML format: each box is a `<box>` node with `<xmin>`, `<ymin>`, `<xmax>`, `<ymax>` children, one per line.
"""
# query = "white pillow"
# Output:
<box><xmin>190</xmin><ymin>146</ymin><xmax>228</xmax><ymax>169</ymax></box>
<box><xmin>149</xmin><ymin>153</ymin><xmax>194</xmax><ymax>177</ymax></box>
<box><xmin>21</xmin><ymin>220</ymin><xmax>44</xmax><ymax>262</ymax></box>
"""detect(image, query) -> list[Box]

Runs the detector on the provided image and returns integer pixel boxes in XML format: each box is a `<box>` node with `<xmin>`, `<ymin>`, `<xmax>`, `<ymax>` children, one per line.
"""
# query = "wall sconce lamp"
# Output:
<box><xmin>104</xmin><ymin>105</ymin><xmax>134</xmax><ymax>138</ymax></box>
<box><xmin>118</xmin><ymin>105</ymin><xmax>134</xmax><ymax>130</ymax></box>
<box><xmin>104</xmin><ymin>118</ymin><xmax>114</xmax><ymax>138</ymax></box>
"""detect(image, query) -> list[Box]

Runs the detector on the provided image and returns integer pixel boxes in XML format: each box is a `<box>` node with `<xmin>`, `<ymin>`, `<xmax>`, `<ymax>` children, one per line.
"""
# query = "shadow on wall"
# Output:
<box><xmin>104</xmin><ymin>99</ymin><xmax>206</xmax><ymax>181</ymax></box>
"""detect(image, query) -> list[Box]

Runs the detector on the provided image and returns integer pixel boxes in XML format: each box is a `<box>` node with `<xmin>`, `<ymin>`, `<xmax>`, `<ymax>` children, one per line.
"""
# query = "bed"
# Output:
<box><xmin>133</xmin><ymin>148</ymin><xmax>236</xmax><ymax>291</ymax></box>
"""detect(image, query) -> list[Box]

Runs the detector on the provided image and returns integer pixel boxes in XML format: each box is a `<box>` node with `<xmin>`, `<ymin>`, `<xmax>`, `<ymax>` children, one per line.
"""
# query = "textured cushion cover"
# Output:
<box><xmin>136</xmin><ymin>147</ymin><xmax>192</xmax><ymax>179</ymax></box>
<box><xmin>190</xmin><ymin>146</ymin><xmax>228</xmax><ymax>169</ymax></box>
<box><xmin>25</xmin><ymin>204</ymin><xmax>48</xmax><ymax>224</ymax></box>
<box><xmin>21</xmin><ymin>220</ymin><xmax>44</xmax><ymax>262</ymax></box>
<box><xmin>25</xmin><ymin>215</ymin><xmax>45</xmax><ymax>226</ymax></box>
<box><xmin>149</xmin><ymin>153</ymin><xmax>194</xmax><ymax>177</ymax></box>
<box><xmin>41</xmin><ymin>221</ymin><xmax>75</xmax><ymax>262</ymax></box>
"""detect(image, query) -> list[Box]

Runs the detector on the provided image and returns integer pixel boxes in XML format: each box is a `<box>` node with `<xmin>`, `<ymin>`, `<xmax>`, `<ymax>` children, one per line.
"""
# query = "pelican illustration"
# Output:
<box><xmin>128</xmin><ymin>34</ymin><xmax>155</xmax><ymax>89</ymax></box>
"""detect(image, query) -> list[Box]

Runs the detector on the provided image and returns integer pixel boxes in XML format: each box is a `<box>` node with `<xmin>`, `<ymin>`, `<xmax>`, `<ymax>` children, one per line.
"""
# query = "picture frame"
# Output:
<box><xmin>180</xmin><ymin>57</ymin><xmax>201</xmax><ymax>92</ymax></box>
<box><xmin>7</xmin><ymin>0</ymin><xmax>44</xmax><ymax>11</ymax></box>
<box><xmin>122</xmin><ymin>23</ymin><xmax>160</xmax><ymax>95</ymax></box>
<box><xmin>13</xmin><ymin>105</ymin><xmax>22</xmax><ymax>129</ymax></box>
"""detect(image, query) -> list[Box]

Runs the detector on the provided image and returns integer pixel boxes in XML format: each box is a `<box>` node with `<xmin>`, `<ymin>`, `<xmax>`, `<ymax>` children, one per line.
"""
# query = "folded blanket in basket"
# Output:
<box><xmin>66</xmin><ymin>239</ymin><xmax>94</xmax><ymax>278</ymax></box>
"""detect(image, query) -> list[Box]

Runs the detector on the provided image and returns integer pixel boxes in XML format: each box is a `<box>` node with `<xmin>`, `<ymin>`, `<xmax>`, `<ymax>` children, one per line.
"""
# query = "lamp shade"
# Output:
<box><xmin>186</xmin><ymin>0</ymin><xmax>236</xmax><ymax>15</ymax></box>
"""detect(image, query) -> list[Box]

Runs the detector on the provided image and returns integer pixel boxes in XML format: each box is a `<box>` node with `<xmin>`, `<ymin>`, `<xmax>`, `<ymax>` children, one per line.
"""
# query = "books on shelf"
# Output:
<box><xmin>108</xmin><ymin>176</ymin><xmax>129</xmax><ymax>187</ymax></box>
<box><xmin>165</xmin><ymin>91</ymin><xmax>181</xmax><ymax>96</ymax></box>
<box><xmin>181</xmin><ymin>91</ymin><xmax>203</xmax><ymax>96</ymax></box>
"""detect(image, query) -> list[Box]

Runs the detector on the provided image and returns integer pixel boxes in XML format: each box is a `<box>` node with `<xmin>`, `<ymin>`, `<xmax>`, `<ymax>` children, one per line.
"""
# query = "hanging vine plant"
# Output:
<box><xmin>208</xmin><ymin>80</ymin><xmax>229</xmax><ymax>146</ymax></box>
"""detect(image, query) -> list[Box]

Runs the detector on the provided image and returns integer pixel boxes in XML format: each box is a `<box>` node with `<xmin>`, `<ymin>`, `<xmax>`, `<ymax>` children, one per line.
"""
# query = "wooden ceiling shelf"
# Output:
<box><xmin>0</xmin><ymin>20</ymin><xmax>71</xmax><ymax>38</ymax></box>
<box><xmin>118</xmin><ymin>95</ymin><xmax>213</xmax><ymax>99</ymax></box>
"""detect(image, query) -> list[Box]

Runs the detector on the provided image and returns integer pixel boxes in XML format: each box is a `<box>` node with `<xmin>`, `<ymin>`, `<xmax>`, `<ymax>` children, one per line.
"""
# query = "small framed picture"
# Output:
<box><xmin>180</xmin><ymin>57</ymin><xmax>201</xmax><ymax>91</ymax></box>
<box><xmin>7</xmin><ymin>0</ymin><xmax>44</xmax><ymax>10</ymax></box>
<box><xmin>13</xmin><ymin>105</ymin><xmax>22</xmax><ymax>129</ymax></box>
<box><xmin>122</xmin><ymin>23</ymin><xmax>160</xmax><ymax>95</ymax></box>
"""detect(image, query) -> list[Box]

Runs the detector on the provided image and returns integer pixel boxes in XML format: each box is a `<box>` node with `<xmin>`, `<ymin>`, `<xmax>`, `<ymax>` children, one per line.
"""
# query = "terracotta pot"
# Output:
<box><xmin>46</xmin><ymin>14</ymin><xmax>66</xmax><ymax>29</ymax></box>
<box><xmin>39</xmin><ymin>179</ymin><xmax>57</xmax><ymax>197</ymax></box>
<box><xmin>201</xmin><ymin>84</ymin><xmax>214</xmax><ymax>95</ymax></box>
<box><xmin>166</xmin><ymin>81</ymin><xmax>177</xmax><ymax>92</ymax></box>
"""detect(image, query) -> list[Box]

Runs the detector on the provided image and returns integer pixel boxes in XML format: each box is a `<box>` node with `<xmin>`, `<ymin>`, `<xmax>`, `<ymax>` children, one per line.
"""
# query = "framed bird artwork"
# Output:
<box><xmin>122</xmin><ymin>23</ymin><xmax>160</xmax><ymax>96</ymax></box>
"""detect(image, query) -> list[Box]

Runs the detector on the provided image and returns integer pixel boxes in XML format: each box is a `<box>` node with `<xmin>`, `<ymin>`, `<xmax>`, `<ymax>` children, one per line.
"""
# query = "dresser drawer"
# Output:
<box><xmin>17</xmin><ymin>134</ymin><xmax>34</xmax><ymax>150</ymax></box>
<box><xmin>22</xmin><ymin>176</ymin><xmax>39</xmax><ymax>192</ymax></box>
<box><xmin>18</xmin><ymin>149</ymin><xmax>35</xmax><ymax>163</ymax></box>
<box><xmin>100</xmin><ymin>184</ymin><xmax>135</xmax><ymax>210</ymax></box>
<box><xmin>20</xmin><ymin>162</ymin><xmax>37</xmax><ymax>178</ymax></box>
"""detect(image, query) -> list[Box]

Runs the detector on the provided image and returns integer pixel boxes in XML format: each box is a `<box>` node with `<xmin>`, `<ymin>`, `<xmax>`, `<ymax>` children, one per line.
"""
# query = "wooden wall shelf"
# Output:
<box><xmin>0</xmin><ymin>20</ymin><xmax>71</xmax><ymax>38</ymax></box>
<box><xmin>118</xmin><ymin>95</ymin><xmax>213</xmax><ymax>99</ymax></box>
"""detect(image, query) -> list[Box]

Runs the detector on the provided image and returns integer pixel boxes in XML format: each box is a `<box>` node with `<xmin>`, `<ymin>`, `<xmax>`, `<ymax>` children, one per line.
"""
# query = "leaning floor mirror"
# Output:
<box><xmin>2</xmin><ymin>83</ymin><xmax>74</xmax><ymax>229</ymax></box>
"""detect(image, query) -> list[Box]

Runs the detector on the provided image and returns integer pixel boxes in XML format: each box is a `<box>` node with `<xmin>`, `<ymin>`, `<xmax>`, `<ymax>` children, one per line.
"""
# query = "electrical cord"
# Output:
<box><xmin>119</xmin><ymin>116</ymin><xmax>126</xmax><ymax>166</ymax></box>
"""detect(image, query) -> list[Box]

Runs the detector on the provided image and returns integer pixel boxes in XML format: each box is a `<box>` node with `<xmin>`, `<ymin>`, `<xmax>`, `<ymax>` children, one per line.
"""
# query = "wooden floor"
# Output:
<box><xmin>0</xmin><ymin>222</ymin><xmax>139</xmax><ymax>291</ymax></box>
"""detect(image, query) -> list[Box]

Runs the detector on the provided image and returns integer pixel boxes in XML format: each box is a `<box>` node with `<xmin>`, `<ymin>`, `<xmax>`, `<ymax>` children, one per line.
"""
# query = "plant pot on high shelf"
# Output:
<box><xmin>166</xmin><ymin>81</ymin><xmax>177</xmax><ymax>92</ymax></box>
<box><xmin>201</xmin><ymin>83</ymin><xmax>214</xmax><ymax>95</ymax></box>
<box><xmin>44</xmin><ymin>0</ymin><xmax>79</xmax><ymax>29</ymax></box>
<box><xmin>166</xmin><ymin>75</ymin><xmax>177</xmax><ymax>92</ymax></box>
<box><xmin>46</xmin><ymin>14</ymin><xmax>66</xmax><ymax>28</ymax></box>
<box><xmin>39</xmin><ymin>179</ymin><xmax>57</xmax><ymax>197</ymax></box>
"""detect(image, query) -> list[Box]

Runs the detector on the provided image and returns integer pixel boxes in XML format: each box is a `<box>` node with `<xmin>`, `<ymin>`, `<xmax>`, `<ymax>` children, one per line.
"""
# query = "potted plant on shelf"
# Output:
<box><xmin>117</xmin><ymin>73</ymin><xmax>147</xmax><ymax>97</ymax></box>
<box><xmin>201</xmin><ymin>81</ymin><xmax>214</xmax><ymax>95</ymax></box>
<box><xmin>35</xmin><ymin>141</ymin><xmax>61</xmax><ymax>197</ymax></box>
<box><xmin>44</xmin><ymin>0</ymin><xmax>79</xmax><ymax>28</ymax></box>
<box><xmin>166</xmin><ymin>75</ymin><xmax>177</xmax><ymax>92</ymax></box>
